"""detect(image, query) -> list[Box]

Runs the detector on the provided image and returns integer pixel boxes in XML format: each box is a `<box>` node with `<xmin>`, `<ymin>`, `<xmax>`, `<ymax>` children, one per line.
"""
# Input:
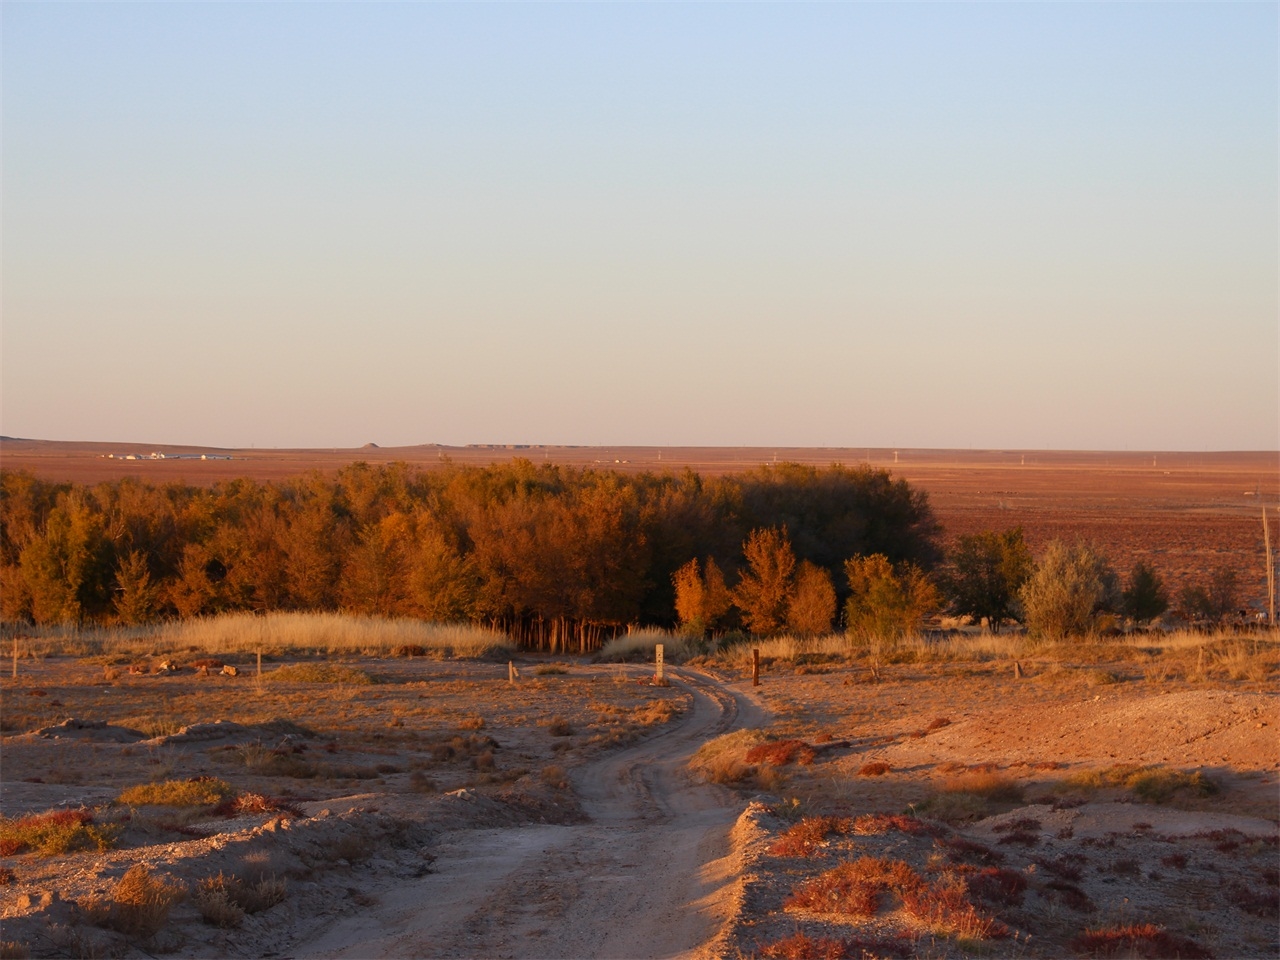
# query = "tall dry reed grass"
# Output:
<box><xmin>1</xmin><ymin>613</ymin><xmax>512</xmax><ymax>660</ymax></box>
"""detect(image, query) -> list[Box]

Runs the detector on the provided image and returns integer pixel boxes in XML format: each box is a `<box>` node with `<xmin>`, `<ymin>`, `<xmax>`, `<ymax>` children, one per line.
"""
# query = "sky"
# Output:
<box><xmin>3</xmin><ymin>3</ymin><xmax>1276</xmax><ymax>451</ymax></box>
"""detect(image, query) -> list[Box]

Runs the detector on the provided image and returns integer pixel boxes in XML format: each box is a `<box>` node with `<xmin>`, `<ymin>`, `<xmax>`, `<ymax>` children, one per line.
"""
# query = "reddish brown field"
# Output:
<box><xmin>3</xmin><ymin>439</ymin><xmax>1276</xmax><ymax>605</ymax></box>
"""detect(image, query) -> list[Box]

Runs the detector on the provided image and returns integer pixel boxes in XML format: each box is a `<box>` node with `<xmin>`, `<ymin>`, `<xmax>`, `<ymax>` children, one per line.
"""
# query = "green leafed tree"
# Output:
<box><xmin>942</xmin><ymin>527</ymin><xmax>1033</xmax><ymax>631</ymax></box>
<box><xmin>731</xmin><ymin>527</ymin><xmax>796</xmax><ymax>636</ymax></box>
<box><xmin>113</xmin><ymin>550</ymin><xmax>157</xmax><ymax>625</ymax></box>
<box><xmin>1121</xmin><ymin>561</ymin><xmax>1169</xmax><ymax>624</ymax></box>
<box><xmin>843</xmin><ymin>554</ymin><xmax>938</xmax><ymax>643</ymax></box>
<box><xmin>1178</xmin><ymin>566</ymin><xmax>1239</xmax><ymax>624</ymax></box>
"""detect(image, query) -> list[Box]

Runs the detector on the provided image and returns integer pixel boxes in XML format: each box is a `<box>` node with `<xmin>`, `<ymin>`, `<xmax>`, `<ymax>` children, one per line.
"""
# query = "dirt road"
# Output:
<box><xmin>293</xmin><ymin>668</ymin><xmax>765</xmax><ymax>959</ymax></box>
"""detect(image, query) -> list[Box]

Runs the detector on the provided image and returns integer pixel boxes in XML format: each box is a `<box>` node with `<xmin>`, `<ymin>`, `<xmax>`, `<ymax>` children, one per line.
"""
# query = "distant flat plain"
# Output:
<box><xmin>3</xmin><ymin>438</ymin><xmax>1276</xmax><ymax>603</ymax></box>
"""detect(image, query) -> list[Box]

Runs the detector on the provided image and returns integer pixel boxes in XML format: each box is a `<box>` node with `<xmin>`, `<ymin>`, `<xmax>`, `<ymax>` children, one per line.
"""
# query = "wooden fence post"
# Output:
<box><xmin>655</xmin><ymin>644</ymin><xmax>664</xmax><ymax>682</ymax></box>
<box><xmin>12</xmin><ymin>636</ymin><xmax>18</xmax><ymax>679</ymax></box>
<box><xmin>752</xmin><ymin>648</ymin><xmax>760</xmax><ymax>687</ymax></box>
<box><xmin>257</xmin><ymin>650</ymin><xmax>262</xmax><ymax>679</ymax></box>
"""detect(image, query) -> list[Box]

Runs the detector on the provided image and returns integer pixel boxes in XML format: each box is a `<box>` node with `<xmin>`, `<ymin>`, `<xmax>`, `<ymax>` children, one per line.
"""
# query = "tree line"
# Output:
<box><xmin>0</xmin><ymin>461</ymin><xmax>939</xmax><ymax>649</ymax></box>
<box><xmin>1</xmin><ymin>463</ymin><xmax>1244</xmax><ymax>647</ymax></box>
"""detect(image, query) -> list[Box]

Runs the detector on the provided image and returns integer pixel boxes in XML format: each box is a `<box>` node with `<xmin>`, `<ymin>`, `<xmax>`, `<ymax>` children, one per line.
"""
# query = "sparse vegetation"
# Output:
<box><xmin>82</xmin><ymin>865</ymin><xmax>185</xmax><ymax>939</ymax></box>
<box><xmin>0</xmin><ymin>808</ymin><xmax>118</xmax><ymax>856</ymax></box>
<box><xmin>118</xmin><ymin>777</ymin><xmax>236</xmax><ymax>807</ymax></box>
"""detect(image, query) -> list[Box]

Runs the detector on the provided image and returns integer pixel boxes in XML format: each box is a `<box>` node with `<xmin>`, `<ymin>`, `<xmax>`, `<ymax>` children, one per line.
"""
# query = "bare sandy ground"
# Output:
<box><xmin>289</xmin><ymin>669</ymin><xmax>766</xmax><ymax>959</ymax></box>
<box><xmin>3</xmin><ymin>653</ymin><xmax>1276</xmax><ymax>958</ymax></box>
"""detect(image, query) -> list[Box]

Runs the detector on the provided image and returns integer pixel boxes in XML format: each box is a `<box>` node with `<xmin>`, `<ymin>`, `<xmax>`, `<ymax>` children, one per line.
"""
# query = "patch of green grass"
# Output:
<box><xmin>261</xmin><ymin>663</ymin><xmax>375</xmax><ymax>684</ymax></box>
<box><xmin>118</xmin><ymin>777</ymin><xmax>235</xmax><ymax>807</ymax></box>
<box><xmin>1064</xmin><ymin>764</ymin><xmax>1217</xmax><ymax>803</ymax></box>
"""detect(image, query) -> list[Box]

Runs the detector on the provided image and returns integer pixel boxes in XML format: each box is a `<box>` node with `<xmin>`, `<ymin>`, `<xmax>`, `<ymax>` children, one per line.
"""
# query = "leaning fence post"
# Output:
<box><xmin>752</xmin><ymin>648</ymin><xmax>760</xmax><ymax>687</ymax></box>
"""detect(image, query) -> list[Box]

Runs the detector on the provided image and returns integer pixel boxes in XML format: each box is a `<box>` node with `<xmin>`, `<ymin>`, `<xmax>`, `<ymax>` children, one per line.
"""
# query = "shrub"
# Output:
<box><xmin>857</xmin><ymin>761</ymin><xmax>892</xmax><ymax>777</ymax></box>
<box><xmin>1178</xmin><ymin>566</ymin><xmax>1240</xmax><ymax>624</ymax></box>
<box><xmin>194</xmin><ymin>872</ymin><xmax>287</xmax><ymax>928</ymax></box>
<box><xmin>1020</xmin><ymin>541</ymin><xmax>1119</xmax><ymax>640</ymax></box>
<box><xmin>84</xmin><ymin>865</ymin><xmax>185</xmax><ymax>939</ymax></box>
<box><xmin>787</xmin><ymin>561</ymin><xmax>837</xmax><ymax>637</ymax></box>
<box><xmin>118</xmin><ymin>777</ymin><xmax>235</xmax><ymax>807</ymax></box>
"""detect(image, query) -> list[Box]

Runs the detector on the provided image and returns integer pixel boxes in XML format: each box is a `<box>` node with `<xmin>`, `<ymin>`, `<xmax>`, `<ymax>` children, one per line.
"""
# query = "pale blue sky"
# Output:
<box><xmin>3</xmin><ymin>3</ymin><xmax>1276</xmax><ymax>450</ymax></box>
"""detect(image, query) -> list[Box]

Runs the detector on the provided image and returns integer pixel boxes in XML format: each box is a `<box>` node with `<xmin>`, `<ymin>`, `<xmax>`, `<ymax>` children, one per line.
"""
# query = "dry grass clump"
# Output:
<box><xmin>597</xmin><ymin>628</ymin><xmax>694</xmax><ymax>662</ymax></box>
<box><xmin>545</xmin><ymin>717</ymin><xmax>574</xmax><ymax>737</ymax></box>
<box><xmin>117</xmin><ymin>777</ymin><xmax>235</xmax><ymax>807</ymax></box>
<box><xmin>1064</xmin><ymin>764</ymin><xmax>1217</xmax><ymax>803</ymax></box>
<box><xmin>689</xmin><ymin>729</ymin><xmax>766</xmax><ymax>784</ymax></box>
<box><xmin>941</xmin><ymin>770</ymin><xmax>1023</xmax><ymax>802</ymax></box>
<box><xmin>0</xmin><ymin>809</ymin><xmax>118</xmax><ymax>857</ymax></box>
<box><xmin>0</xmin><ymin>942</ymin><xmax>30</xmax><ymax>960</ymax></box>
<box><xmin>13</xmin><ymin>613</ymin><xmax>511</xmax><ymax>659</ymax></box>
<box><xmin>857</xmin><ymin>761</ymin><xmax>892</xmax><ymax>777</ymax></box>
<box><xmin>1068</xmin><ymin>923</ymin><xmax>1212</xmax><ymax>958</ymax></box>
<box><xmin>193</xmin><ymin>871</ymin><xmax>287</xmax><ymax>928</ymax></box>
<box><xmin>82</xmin><ymin>865</ymin><xmax>185</xmax><ymax>939</ymax></box>
<box><xmin>262</xmin><ymin>662</ymin><xmax>375</xmax><ymax>684</ymax></box>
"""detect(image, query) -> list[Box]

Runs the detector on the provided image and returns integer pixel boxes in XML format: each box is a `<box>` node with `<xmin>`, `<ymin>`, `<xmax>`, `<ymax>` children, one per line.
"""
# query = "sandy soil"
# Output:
<box><xmin>2</xmin><ymin>650</ymin><xmax>1277</xmax><ymax>959</ymax></box>
<box><xmin>290</xmin><ymin>669</ymin><xmax>765</xmax><ymax>959</ymax></box>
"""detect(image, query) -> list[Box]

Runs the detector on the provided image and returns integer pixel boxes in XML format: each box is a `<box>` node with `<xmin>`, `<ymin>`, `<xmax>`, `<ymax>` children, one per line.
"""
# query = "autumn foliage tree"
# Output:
<box><xmin>786</xmin><ymin>561</ymin><xmax>837</xmax><ymax>636</ymax></box>
<box><xmin>672</xmin><ymin>557</ymin><xmax>732</xmax><ymax>636</ymax></box>
<box><xmin>731</xmin><ymin>527</ymin><xmax>797</xmax><ymax>636</ymax></box>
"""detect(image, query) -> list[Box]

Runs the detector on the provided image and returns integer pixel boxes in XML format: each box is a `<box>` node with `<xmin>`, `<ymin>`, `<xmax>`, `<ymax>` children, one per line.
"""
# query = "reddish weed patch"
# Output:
<box><xmin>1069</xmin><ymin>923</ymin><xmax>1212</xmax><ymax>958</ymax></box>
<box><xmin>851</xmin><ymin>814</ymin><xmax>941</xmax><ymax>837</ymax></box>
<box><xmin>770</xmin><ymin>817</ymin><xmax>853</xmax><ymax>858</ymax></box>
<box><xmin>0</xmin><ymin>808</ymin><xmax>116</xmax><ymax>857</ymax></box>
<box><xmin>857</xmin><ymin>761</ymin><xmax>892</xmax><ymax>777</ymax></box>
<box><xmin>785</xmin><ymin>856</ymin><xmax>1006</xmax><ymax>939</ymax></box>
<box><xmin>785</xmin><ymin>857</ymin><xmax>919</xmax><ymax>917</ymax></box>
<box><xmin>746</xmin><ymin>740</ymin><xmax>818</xmax><ymax>767</ymax></box>
<box><xmin>756</xmin><ymin>932</ymin><xmax>850</xmax><ymax>959</ymax></box>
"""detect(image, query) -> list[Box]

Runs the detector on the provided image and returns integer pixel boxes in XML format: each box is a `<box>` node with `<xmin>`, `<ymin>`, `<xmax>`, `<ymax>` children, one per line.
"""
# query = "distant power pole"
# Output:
<box><xmin>1265</xmin><ymin>506</ymin><xmax>1276</xmax><ymax>626</ymax></box>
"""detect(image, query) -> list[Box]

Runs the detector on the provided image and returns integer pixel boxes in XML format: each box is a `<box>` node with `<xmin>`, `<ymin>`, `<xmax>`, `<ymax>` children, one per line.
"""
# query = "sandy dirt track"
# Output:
<box><xmin>292</xmin><ymin>668</ymin><xmax>766</xmax><ymax>959</ymax></box>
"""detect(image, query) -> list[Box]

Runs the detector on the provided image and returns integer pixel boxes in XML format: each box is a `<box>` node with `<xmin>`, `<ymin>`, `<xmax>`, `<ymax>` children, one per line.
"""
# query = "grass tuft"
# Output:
<box><xmin>262</xmin><ymin>662</ymin><xmax>375</xmax><ymax>684</ymax></box>
<box><xmin>118</xmin><ymin>777</ymin><xmax>235</xmax><ymax>807</ymax></box>
<box><xmin>1068</xmin><ymin>923</ymin><xmax>1212</xmax><ymax>958</ymax></box>
<box><xmin>83</xmin><ymin>864</ymin><xmax>185</xmax><ymax>939</ymax></box>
